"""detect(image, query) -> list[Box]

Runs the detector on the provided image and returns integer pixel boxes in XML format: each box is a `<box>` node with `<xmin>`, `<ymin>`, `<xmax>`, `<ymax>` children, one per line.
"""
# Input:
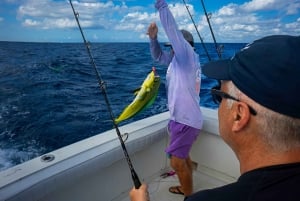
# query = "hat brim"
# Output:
<box><xmin>202</xmin><ymin>59</ymin><xmax>231</xmax><ymax>80</ymax></box>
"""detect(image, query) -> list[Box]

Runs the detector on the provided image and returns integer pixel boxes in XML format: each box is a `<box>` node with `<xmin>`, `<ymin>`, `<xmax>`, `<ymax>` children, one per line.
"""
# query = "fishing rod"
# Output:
<box><xmin>182</xmin><ymin>0</ymin><xmax>212</xmax><ymax>61</ymax></box>
<box><xmin>69</xmin><ymin>0</ymin><xmax>141</xmax><ymax>189</ymax></box>
<box><xmin>200</xmin><ymin>0</ymin><xmax>222</xmax><ymax>59</ymax></box>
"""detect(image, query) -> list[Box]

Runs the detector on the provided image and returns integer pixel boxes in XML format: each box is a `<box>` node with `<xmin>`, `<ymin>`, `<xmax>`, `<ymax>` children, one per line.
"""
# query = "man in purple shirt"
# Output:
<box><xmin>147</xmin><ymin>0</ymin><xmax>203</xmax><ymax>196</ymax></box>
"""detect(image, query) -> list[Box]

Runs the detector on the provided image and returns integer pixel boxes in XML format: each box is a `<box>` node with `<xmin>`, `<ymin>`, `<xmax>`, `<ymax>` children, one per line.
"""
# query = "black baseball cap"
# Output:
<box><xmin>203</xmin><ymin>35</ymin><xmax>300</xmax><ymax>118</ymax></box>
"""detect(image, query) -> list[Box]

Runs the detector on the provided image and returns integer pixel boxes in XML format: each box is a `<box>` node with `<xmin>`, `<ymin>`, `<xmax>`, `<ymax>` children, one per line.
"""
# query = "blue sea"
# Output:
<box><xmin>0</xmin><ymin>41</ymin><xmax>245</xmax><ymax>171</ymax></box>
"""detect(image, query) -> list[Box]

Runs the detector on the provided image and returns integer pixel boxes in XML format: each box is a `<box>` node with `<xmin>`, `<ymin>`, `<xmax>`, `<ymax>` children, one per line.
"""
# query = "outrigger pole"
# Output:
<box><xmin>182</xmin><ymin>0</ymin><xmax>212</xmax><ymax>61</ymax></box>
<box><xmin>182</xmin><ymin>0</ymin><xmax>222</xmax><ymax>60</ymax></box>
<box><xmin>200</xmin><ymin>0</ymin><xmax>222</xmax><ymax>59</ymax></box>
<box><xmin>69</xmin><ymin>0</ymin><xmax>141</xmax><ymax>189</ymax></box>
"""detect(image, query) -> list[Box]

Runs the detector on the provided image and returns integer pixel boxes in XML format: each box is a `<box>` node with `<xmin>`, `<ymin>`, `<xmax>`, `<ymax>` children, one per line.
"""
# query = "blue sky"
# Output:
<box><xmin>0</xmin><ymin>0</ymin><xmax>299</xmax><ymax>43</ymax></box>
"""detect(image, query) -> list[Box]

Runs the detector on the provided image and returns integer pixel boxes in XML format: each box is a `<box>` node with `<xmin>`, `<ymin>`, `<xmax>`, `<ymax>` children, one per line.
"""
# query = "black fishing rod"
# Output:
<box><xmin>200</xmin><ymin>0</ymin><xmax>222</xmax><ymax>59</ymax></box>
<box><xmin>182</xmin><ymin>0</ymin><xmax>212</xmax><ymax>61</ymax></box>
<box><xmin>69</xmin><ymin>0</ymin><xmax>141</xmax><ymax>189</ymax></box>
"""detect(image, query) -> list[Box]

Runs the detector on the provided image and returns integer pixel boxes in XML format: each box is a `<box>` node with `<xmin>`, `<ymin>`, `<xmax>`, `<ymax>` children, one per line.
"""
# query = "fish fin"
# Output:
<box><xmin>145</xmin><ymin>92</ymin><xmax>158</xmax><ymax>108</ymax></box>
<box><xmin>137</xmin><ymin>91</ymin><xmax>159</xmax><ymax>114</ymax></box>
<box><xmin>132</xmin><ymin>87</ymin><xmax>141</xmax><ymax>95</ymax></box>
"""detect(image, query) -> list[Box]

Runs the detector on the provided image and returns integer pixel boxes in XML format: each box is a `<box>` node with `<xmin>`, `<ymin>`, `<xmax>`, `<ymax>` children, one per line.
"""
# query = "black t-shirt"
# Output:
<box><xmin>185</xmin><ymin>162</ymin><xmax>300</xmax><ymax>201</ymax></box>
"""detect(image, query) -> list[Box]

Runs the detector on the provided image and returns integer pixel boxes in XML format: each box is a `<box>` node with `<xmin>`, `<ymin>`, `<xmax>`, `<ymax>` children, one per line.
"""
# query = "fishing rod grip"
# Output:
<box><xmin>132</xmin><ymin>170</ymin><xmax>142</xmax><ymax>189</ymax></box>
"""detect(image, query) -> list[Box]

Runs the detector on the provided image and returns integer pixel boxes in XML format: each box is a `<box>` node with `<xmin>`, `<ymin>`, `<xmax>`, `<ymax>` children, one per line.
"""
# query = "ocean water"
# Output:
<box><xmin>0</xmin><ymin>41</ymin><xmax>245</xmax><ymax>171</ymax></box>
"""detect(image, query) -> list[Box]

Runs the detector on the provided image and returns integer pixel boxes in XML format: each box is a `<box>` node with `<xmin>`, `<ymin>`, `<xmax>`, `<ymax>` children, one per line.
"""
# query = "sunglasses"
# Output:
<box><xmin>211</xmin><ymin>88</ymin><xmax>257</xmax><ymax>116</ymax></box>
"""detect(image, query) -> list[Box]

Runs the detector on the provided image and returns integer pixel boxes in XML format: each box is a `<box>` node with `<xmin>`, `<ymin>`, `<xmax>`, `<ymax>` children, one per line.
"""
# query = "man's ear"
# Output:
<box><xmin>232</xmin><ymin>102</ymin><xmax>251</xmax><ymax>132</ymax></box>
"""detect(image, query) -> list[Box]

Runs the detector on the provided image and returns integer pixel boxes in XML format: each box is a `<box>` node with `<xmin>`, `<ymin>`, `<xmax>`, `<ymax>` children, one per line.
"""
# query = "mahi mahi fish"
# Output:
<box><xmin>115</xmin><ymin>67</ymin><xmax>160</xmax><ymax>124</ymax></box>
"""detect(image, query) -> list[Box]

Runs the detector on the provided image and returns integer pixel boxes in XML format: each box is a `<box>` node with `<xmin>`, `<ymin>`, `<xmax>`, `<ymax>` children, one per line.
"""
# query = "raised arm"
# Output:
<box><xmin>148</xmin><ymin>22</ymin><xmax>173</xmax><ymax>66</ymax></box>
<box><xmin>155</xmin><ymin>0</ymin><xmax>194</xmax><ymax>66</ymax></box>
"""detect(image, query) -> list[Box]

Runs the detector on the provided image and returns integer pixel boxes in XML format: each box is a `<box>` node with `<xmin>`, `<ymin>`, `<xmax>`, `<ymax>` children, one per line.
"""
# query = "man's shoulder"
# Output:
<box><xmin>185</xmin><ymin>182</ymin><xmax>245</xmax><ymax>201</ymax></box>
<box><xmin>186</xmin><ymin>163</ymin><xmax>300</xmax><ymax>201</ymax></box>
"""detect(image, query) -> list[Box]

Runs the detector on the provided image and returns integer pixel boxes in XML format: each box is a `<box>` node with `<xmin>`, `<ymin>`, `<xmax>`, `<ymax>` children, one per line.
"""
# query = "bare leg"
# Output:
<box><xmin>186</xmin><ymin>157</ymin><xmax>194</xmax><ymax>172</ymax></box>
<box><xmin>170</xmin><ymin>156</ymin><xmax>193</xmax><ymax>196</ymax></box>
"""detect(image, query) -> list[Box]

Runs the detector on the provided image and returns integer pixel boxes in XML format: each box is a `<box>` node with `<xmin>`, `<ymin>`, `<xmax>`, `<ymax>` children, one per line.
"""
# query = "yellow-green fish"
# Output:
<box><xmin>115</xmin><ymin>67</ymin><xmax>160</xmax><ymax>124</ymax></box>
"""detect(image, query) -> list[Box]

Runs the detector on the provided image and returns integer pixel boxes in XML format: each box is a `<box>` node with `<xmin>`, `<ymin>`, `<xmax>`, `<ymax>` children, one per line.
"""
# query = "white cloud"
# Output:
<box><xmin>169</xmin><ymin>3</ymin><xmax>192</xmax><ymax>18</ymax></box>
<box><xmin>22</xmin><ymin>17</ymin><xmax>79</xmax><ymax>29</ymax></box>
<box><xmin>17</xmin><ymin>0</ymin><xmax>125</xmax><ymax>29</ymax></box>
<box><xmin>23</xmin><ymin>19</ymin><xmax>40</xmax><ymax>27</ymax></box>
<box><xmin>203</xmin><ymin>0</ymin><xmax>300</xmax><ymax>42</ymax></box>
<box><xmin>218</xmin><ymin>4</ymin><xmax>237</xmax><ymax>16</ymax></box>
<box><xmin>121</xmin><ymin>12</ymin><xmax>151</xmax><ymax>22</ymax></box>
<box><xmin>135</xmin><ymin>24</ymin><xmax>146</xmax><ymax>32</ymax></box>
<box><xmin>115</xmin><ymin>9</ymin><xmax>158</xmax><ymax>40</ymax></box>
<box><xmin>10</xmin><ymin>0</ymin><xmax>300</xmax><ymax>42</ymax></box>
<box><xmin>285</xmin><ymin>1</ymin><xmax>300</xmax><ymax>15</ymax></box>
<box><xmin>285</xmin><ymin>18</ymin><xmax>300</xmax><ymax>31</ymax></box>
<box><xmin>241</xmin><ymin>0</ymin><xmax>276</xmax><ymax>11</ymax></box>
<box><xmin>240</xmin><ymin>0</ymin><xmax>300</xmax><ymax>15</ymax></box>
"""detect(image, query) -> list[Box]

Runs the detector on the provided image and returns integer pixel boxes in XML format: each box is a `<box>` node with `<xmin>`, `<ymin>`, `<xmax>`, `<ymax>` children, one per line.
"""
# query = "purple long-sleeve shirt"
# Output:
<box><xmin>150</xmin><ymin>0</ymin><xmax>203</xmax><ymax>129</ymax></box>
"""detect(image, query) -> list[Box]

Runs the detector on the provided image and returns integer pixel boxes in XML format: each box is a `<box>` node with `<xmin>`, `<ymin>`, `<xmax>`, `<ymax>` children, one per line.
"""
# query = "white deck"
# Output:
<box><xmin>120</xmin><ymin>166</ymin><xmax>235</xmax><ymax>201</ymax></box>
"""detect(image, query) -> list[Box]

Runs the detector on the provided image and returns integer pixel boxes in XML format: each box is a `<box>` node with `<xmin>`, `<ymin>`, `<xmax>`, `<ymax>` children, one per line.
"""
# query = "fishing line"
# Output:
<box><xmin>200</xmin><ymin>0</ymin><xmax>222</xmax><ymax>59</ymax></box>
<box><xmin>69</xmin><ymin>0</ymin><xmax>141</xmax><ymax>189</ymax></box>
<box><xmin>182</xmin><ymin>0</ymin><xmax>211</xmax><ymax>61</ymax></box>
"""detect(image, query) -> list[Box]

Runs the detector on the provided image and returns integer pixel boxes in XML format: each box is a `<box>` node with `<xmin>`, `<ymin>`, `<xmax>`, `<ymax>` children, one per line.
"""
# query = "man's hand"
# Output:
<box><xmin>147</xmin><ymin>22</ymin><xmax>158</xmax><ymax>39</ymax></box>
<box><xmin>129</xmin><ymin>183</ymin><xmax>150</xmax><ymax>201</ymax></box>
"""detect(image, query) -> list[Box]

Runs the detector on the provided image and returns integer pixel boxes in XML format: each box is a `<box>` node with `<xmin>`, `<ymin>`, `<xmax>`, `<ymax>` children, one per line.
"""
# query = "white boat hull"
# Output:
<box><xmin>0</xmin><ymin>107</ymin><xmax>239</xmax><ymax>201</ymax></box>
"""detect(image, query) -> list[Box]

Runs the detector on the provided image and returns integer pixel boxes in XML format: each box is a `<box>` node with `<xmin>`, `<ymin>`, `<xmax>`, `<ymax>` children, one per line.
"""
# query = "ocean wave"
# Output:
<box><xmin>0</xmin><ymin>42</ymin><xmax>245</xmax><ymax>171</ymax></box>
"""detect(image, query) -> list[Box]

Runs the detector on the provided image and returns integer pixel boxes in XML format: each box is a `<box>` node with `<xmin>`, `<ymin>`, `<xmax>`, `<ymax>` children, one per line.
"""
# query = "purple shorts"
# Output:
<box><xmin>165</xmin><ymin>120</ymin><xmax>200</xmax><ymax>159</ymax></box>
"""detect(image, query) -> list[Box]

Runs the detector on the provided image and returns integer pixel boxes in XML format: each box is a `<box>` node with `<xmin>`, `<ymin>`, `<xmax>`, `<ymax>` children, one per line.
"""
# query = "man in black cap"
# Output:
<box><xmin>129</xmin><ymin>35</ymin><xmax>300</xmax><ymax>201</ymax></box>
